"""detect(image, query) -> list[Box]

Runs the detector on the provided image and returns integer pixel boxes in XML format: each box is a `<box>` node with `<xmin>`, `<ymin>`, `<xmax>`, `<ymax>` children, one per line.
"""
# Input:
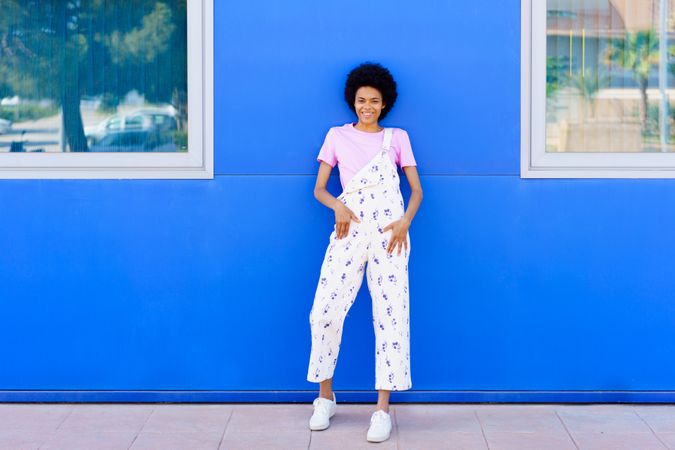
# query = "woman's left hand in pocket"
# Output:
<box><xmin>382</xmin><ymin>218</ymin><xmax>411</xmax><ymax>255</ymax></box>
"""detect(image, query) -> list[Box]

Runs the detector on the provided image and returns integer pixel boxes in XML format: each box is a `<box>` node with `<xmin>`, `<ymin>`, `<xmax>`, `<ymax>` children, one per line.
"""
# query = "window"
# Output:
<box><xmin>522</xmin><ymin>0</ymin><xmax>675</xmax><ymax>178</ymax></box>
<box><xmin>125</xmin><ymin>116</ymin><xmax>145</xmax><ymax>130</ymax></box>
<box><xmin>0</xmin><ymin>0</ymin><xmax>213</xmax><ymax>179</ymax></box>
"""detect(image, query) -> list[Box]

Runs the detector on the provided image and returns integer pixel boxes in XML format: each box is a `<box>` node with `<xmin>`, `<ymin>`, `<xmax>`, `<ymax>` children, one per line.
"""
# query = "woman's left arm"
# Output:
<box><xmin>383</xmin><ymin>166</ymin><xmax>423</xmax><ymax>255</ymax></box>
<box><xmin>401</xmin><ymin>166</ymin><xmax>423</xmax><ymax>225</ymax></box>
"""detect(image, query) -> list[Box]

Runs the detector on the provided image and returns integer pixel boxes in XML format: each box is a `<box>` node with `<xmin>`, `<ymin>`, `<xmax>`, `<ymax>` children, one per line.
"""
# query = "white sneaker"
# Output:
<box><xmin>309</xmin><ymin>392</ymin><xmax>336</xmax><ymax>431</ymax></box>
<box><xmin>367</xmin><ymin>410</ymin><xmax>392</xmax><ymax>442</ymax></box>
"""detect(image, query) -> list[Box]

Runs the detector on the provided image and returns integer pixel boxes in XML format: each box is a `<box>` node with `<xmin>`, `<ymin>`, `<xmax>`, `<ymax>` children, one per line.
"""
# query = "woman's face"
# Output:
<box><xmin>354</xmin><ymin>86</ymin><xmax>385</xmax><ymax>126</ymax></box>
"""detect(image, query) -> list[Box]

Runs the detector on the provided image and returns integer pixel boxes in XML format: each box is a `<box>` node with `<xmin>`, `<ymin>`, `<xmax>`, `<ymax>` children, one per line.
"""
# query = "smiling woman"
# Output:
<box><xmin>306</xmin><ymin>62</ymin><xmax>423</xmax><ymax>444</ymax></box>
<box><xmin>0</xmin><ymin>0</ymin><xmax>213</xmax><ymax>179</ymax></box>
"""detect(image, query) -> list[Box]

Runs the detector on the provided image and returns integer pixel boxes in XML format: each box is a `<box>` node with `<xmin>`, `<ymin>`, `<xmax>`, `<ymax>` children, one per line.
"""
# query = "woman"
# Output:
<box><xmin>306</xmin><ymin>62</ymin><xmax>423</xmax><ymax>443</ymax></box>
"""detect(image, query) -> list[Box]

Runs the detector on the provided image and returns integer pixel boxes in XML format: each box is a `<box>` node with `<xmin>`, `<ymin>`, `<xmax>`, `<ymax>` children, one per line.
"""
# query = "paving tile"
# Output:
<box><xmin>130</xmin><ymin>431</ymin><xmax>223</xmax><ymax>450</ymax></box>
<box><xmin>634</xmin><ymin>405</ymin><xmax>675</xmax><ymax>433</ymax></box>
<box><xmin>475</xmin><ymin>405</ymin><xmax>567</xmax><ymax>434</ymax></box>
<box><xmin>570</xmin><ymin>431</ymin><xmax>668</xmax><ymax>450</ymax></box>
<box><xmin>0</xmin><ymin>404</ymin><xmax>73</xmax><ymax>432</ymax></box>
<box><xmin>222</xmin><ymin>430</ymin><xmax>310</xmax><ymax>450</ymax></box>
<box><xmin>0</xmin><ymin>429</ymin><xmax>52</xmax><ymax>450</ymax></box>
<box><xmin>395</xmin><ymin>404</ymin><xmax>483</xmax><ymax>433</ymax></box>
<box><xmin>309</xmin><ymin>429</ymin><xmax>398</xmax><ymax>450</ymax></box>
<box><xmin>40</xmin><ymin>430</ymin><xmax>137</xmax><ymax>450</ymax></box>
<box><xmin>655</xmin><ymin>432</ymin><xmax>675</xmax><ymax>449</ymax></box>
<box><xmin>142</xmin><ymin>404</ymin><xmax>232</xmax><ymax>433</ymax></box>
<box><xmin>556</xmin><ymin>405</ymin><xmax>652</xmax><ymax>434</ymax></box>
<box><xmin>58</xmin><ymin>404</ymin><xmax>154</xmax><ymax>432</ymax></box>
<box><xmin>226</xmin><ymin>404</ymin><xmax>311</xmax><ymax>433</ymax></box>
<box><xmin>397</xmin><ymin>430</ymin><xmax>488</xmax><ymax>450</ymax></box>
<box><xmin>484</xmin><ymin>431</ymin><xmax>576</xmax><ymax>450</ymax></box>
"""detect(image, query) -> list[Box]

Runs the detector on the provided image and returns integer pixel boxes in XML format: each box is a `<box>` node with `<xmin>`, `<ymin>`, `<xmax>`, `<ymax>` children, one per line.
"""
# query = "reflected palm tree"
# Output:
<box><xmin>570</xmin><ymin>68</ymin><xmax>608</xmax><ymax>119</ymax></box>
<box><xmin>605</xmin><ymin>29</ymin><xmax>660</xmax><ymax>129</ymax></box>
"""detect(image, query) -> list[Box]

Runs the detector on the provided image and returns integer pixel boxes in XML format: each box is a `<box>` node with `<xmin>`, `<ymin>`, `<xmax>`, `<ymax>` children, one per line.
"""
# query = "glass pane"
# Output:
<box><xmin>125</xmin><ymin>116</ymin><xmax>145</xmax><ymax>129</ymax></box>
<box><xmin>0</xmin><ymin>0</ymin><xmax>187</xmax><ymax>153</ymax></box>
<box><xmin>546</xmin><ymin>0</ymin><xmax>675</xmax><ymax>152</ymax></box>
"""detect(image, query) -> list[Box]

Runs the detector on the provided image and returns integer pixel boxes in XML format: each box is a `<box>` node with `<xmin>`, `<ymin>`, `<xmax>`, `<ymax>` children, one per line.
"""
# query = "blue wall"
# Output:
<box><xmin>1</xmin><ymin>0</ymin><xmax>674</xmax><ymax>403</ymax></box>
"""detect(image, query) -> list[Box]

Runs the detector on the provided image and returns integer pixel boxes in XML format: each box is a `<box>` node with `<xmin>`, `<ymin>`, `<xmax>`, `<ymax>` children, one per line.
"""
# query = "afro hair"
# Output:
<box><xmin>344</xmin><ymin>62</ymin><xmax>398</xmax><ymax>121</ymax></box>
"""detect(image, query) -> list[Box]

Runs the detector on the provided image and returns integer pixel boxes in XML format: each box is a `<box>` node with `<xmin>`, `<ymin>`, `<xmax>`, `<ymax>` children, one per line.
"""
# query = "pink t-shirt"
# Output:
<box><xmin>317</xmin><ymin>123</ymin><xmax>417</xmax><ymax>189</ymax></box>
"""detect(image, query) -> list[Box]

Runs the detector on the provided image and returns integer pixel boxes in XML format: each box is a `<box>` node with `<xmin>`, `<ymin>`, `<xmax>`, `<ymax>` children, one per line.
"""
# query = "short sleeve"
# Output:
<box><xmin>395</xmin><ymin>129</ymin><xmax>417</xmax><ymax>168</ymax></box>
<box><xmin>316</xmin><ymin>128</ymin><xmax>337</xmax><ymax>167</ymax></box>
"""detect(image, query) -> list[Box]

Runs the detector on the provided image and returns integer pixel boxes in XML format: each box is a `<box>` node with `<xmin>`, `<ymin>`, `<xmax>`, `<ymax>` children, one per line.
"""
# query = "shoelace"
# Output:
<box><xmin>371</xmin><ymin>411</ymin><xmax>389</xmax><ymax>424</ymax></box>
<box><xmin>313</xmin><ymin>398</ymin><xmax>331</xmax><ymax>416</ymax></box>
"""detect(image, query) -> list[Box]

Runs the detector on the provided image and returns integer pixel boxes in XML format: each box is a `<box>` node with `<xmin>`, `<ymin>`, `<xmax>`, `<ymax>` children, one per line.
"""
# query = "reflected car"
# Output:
<box><xmin>85</xmin><ymin>109</ymin><xmax>177</xmax><ymax>145</ymax></box>
<box><xmin>88</xmin><ymin>130</ymin><xmax>177</xmax><ymax>152</ymax></box>
<box><xmin>0</xmin><ymin>118</ymin><xmax>12</xmax><ymax>134</ymax></box>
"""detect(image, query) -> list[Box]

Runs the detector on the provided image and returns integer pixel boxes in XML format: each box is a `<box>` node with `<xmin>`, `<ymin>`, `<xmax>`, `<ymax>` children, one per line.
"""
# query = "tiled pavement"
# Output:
<box><xmin>1</xmin><ymin>403</ymin><xmax>674</xmax><ymax>449</ymax></box>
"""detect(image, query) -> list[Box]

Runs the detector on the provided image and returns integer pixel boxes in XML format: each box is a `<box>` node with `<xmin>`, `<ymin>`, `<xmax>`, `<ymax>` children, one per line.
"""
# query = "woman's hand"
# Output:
<box><xmin>333</xmin><ymin>200</ymin><xmax>360</xmax><ymax>239</ymax></box>
<box><xmin>382</xmin><ymin>218</ymin><xmax>411</xmax><ymax>255</ymax></box>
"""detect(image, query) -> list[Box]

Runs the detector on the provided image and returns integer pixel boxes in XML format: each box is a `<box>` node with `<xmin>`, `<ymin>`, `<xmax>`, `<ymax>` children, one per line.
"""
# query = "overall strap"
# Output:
<box><xmin>382</xmin><ymin>128</ymin><xmax>393</xmax><ymax>151</ymax></box>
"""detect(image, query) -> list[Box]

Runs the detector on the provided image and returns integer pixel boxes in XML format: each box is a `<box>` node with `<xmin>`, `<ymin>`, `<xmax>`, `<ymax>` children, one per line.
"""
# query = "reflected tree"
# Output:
<box><xmin>546</xmin><ymin>56</ymin><xmax>568</xmax><ymax>98</ymax></box>
<box><xmin>605</xmin><ymin>29</ymin><xmax>660</xmax><ymax>129</ymax></box>
<box><xmin>570</xmin><ymin>69</ymin><xmax>608</xmax><ymax>119</ymax></box>
<box><xmin>0</xmin><ymin>0</ymin><xmax>187</xmax><ymax>152</ymax></box>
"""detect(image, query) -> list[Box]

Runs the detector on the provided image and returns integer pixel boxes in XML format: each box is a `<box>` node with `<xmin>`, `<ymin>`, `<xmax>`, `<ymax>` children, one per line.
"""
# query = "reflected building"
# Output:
<box><xmin>546</xmin><ymin>0</ymin><xmax>675</xmax><ymax>152</ymax></box>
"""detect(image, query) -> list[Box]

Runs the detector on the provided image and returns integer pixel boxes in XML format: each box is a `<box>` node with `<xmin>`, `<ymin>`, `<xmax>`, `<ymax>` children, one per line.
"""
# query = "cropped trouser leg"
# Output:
<box><xmin>307</xmin><ymin>225</ymin><xmax>368</xmax><ymax>383</ymax></box>
<box><xmin>366</xmin><ymin>231</ymin><xmax>412</xmax><ymax>391</ymax></box>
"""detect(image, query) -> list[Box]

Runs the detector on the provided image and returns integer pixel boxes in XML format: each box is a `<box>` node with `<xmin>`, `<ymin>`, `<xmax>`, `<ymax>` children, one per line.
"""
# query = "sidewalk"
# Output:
<box><xmin>1</xmin><ymin>403</ymin><xmax>674</xmax><ymax>449</ymax></box>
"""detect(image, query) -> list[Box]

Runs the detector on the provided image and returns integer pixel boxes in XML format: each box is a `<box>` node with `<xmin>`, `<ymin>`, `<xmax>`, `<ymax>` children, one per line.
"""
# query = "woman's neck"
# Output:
<box><xmin>353</xmin><ymin>121</ymin><xmax>383</xmax><ymax>133</ymax></box>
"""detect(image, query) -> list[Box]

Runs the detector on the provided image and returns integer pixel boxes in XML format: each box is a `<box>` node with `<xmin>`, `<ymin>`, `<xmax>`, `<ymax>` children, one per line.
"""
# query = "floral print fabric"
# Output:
<box><xmin>307</xmin><ymin>128</ymin><xmax>412</xmax><ymax>391</ymax></box>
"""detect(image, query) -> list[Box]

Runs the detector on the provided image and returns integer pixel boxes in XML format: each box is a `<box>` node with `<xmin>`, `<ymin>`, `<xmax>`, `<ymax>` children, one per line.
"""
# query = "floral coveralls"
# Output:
<box><xmin>307</xmin><ymin>128</ymin><xmax>412</xmax><ymax>391</ymax></box>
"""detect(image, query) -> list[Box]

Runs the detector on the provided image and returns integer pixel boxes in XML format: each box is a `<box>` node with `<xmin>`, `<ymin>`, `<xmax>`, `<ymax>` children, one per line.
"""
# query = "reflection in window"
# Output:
<box><xmin>547</xmin><ymin>0</ymin><xmax>674</xmax><ymax>152</ymax></box>
<box><xmin>0</xmin><ymin>0</ymin><xmax>187</xmax><ymax>153</ymax></box>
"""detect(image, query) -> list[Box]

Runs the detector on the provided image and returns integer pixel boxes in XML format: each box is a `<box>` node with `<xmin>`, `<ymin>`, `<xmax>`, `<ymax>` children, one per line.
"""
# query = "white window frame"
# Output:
<box><xmin>0</xmin><ymin>0</ymin><xmax>213</xmax><ymax>179</ymax></box>
<box><xmin>521</xmin><ymin>0</ymin><xmax>675</xmax><ymax>178</ymax></box>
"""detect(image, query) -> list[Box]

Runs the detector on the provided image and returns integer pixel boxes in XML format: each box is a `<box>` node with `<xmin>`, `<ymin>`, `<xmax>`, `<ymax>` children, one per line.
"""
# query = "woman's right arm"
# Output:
<box><xmin>314</xmin><ymin>162</ymin><xmax>360</xmax><ymax>239</ymax></box>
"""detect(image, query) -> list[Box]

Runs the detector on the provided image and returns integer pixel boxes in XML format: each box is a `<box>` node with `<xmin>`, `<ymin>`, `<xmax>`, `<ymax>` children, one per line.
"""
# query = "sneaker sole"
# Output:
<box><xmin>366</xmin><ymin>434</ymin><xmax>390</xmax><ymax>443</ymax></box>
<box><xmin>309</xmin><ymin>422</ymin><xmax>330</xmax><ymax>431</ymax></box>
<box><xmin>309</xmin><ymin>410</ymin><xmax>335</xmax><ymax>431</ymax></box>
